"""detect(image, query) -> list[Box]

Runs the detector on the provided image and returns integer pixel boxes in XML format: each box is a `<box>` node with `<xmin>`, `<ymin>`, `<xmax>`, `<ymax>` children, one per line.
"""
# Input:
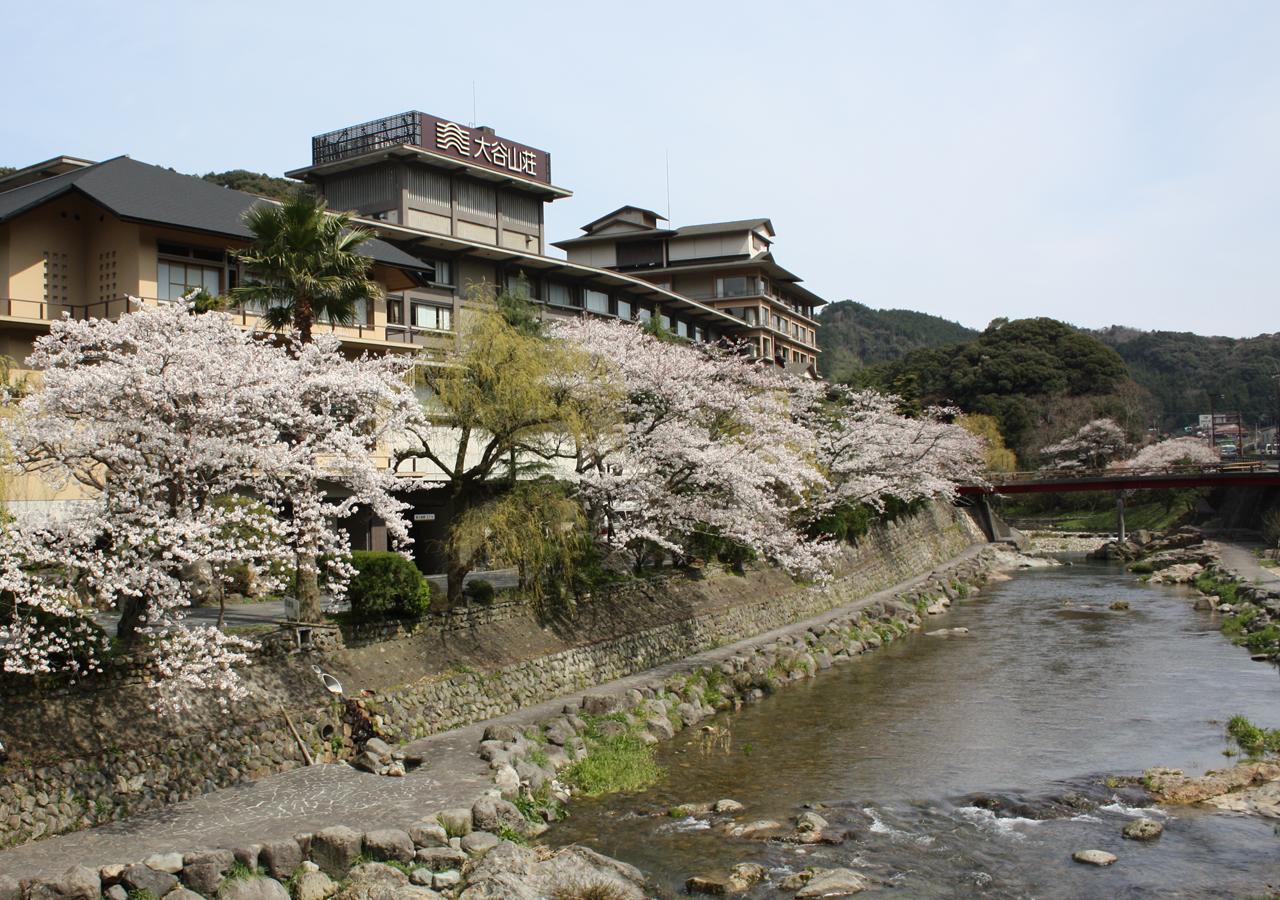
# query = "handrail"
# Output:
<box><xmin>980</xmin><ymin>460</ymin><xmax>1278</xmax><ymax>483</ymax></box>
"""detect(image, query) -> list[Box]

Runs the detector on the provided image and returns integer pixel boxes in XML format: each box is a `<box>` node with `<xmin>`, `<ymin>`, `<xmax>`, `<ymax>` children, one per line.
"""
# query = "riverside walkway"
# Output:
<box><xmin>0</xmin><ymin>546</ymin><xmax>987</xmax><ymax>881</ymax></box>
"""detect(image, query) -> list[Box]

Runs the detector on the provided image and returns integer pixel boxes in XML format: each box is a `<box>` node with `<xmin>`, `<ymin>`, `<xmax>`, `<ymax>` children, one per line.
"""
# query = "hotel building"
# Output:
<box><xmin>0</xmin><ymin>110</ymin><xmax>825</xmax><ymax>568</ymax></box>
<box><xmin>554</xmin><ymin>206</ymin><xmax>824</xmax><ymax>373</ymax></box>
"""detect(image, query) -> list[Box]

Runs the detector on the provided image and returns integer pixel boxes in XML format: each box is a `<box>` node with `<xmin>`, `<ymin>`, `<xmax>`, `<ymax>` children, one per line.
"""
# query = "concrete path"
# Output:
<box><xmin>1213</xmin><ymin>539</ymin><xmax>1280</xmax><ymax>590</ymax></box>
<box><xmin>89</xmin><ymin>569</ymin><xmax>520</xmax><ymax>632</ymax></box>
<box><xmin>0</xmin><ymin>548</ymin><xmax>983</xmax><ymax>880</ymax></box>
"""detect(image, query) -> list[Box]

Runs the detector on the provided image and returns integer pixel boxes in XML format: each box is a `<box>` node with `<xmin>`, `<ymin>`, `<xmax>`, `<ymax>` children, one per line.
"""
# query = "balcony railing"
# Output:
<box><xmin>0</xmin><ymin>296</ymin><xmax>455</xmax><ymax>348</ymax></box>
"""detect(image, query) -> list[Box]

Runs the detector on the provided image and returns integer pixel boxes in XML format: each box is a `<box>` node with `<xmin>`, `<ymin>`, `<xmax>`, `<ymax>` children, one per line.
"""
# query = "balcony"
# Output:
<box><xmin>0</xmin><ymin>296</ymin><xmax>449</xmax><ymax>350</ymax></box>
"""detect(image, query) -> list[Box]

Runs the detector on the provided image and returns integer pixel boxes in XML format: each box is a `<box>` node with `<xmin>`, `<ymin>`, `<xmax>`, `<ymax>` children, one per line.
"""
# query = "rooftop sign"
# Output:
<box><xmin>311</xmin><ymin>111</ymin><xmax>553</xmax><ymax>185</ymax></box>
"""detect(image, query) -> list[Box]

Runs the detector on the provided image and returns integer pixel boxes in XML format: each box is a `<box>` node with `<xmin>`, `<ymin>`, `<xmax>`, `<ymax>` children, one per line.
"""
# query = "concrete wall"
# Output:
<box><xmin>0</xmin><ymin>503</ymin><xmax>983</xmax><ymax>847</ymax></box>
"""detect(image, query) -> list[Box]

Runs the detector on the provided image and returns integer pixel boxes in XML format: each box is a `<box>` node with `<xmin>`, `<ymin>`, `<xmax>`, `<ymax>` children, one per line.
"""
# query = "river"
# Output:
<box><xmin>549</xmin><ymin>558</ymin><xmax>1280</xmax><ymax>898</ymax></box>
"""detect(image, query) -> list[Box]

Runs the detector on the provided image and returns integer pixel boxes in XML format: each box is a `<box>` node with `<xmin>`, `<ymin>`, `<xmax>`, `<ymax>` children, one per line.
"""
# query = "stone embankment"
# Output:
<box><xmin>1</xmin><ymin>523</ymin><xmax>1008</xmax><ymax>898</ymax></box>
<box><xmin>0</xmin><ymin>504</ymin><xmax>982</xmax><ymax>850</ymax></box>
<box><xmin>1025</xmin><ymin>531</ymin><xmax>1109</xmax><ymax>555</ymax></box>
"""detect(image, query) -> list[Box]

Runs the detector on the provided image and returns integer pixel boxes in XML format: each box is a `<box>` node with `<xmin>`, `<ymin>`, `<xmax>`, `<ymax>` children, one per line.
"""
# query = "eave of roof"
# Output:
<box><xmin>673</xmin><ymin>218</ymin><xmax>774</xmax><ymax>238</ymax></box>
<box><xmin>360</xmin><ymin>218</ymin><xmax>746</xmax><ymax>328</ymax></box>
<box><xmin>0</xmin><ymin>155</ymin><xmax>96</xmax><ymax>192</ymax></box>
<box><xmin>579</xmin><ymin>204</ymin><xmax>667</xmax><ymax>234</ymax></box>
<box><xmin>551</xmin><ymin>227</ymin><xmax>678</xmax><ymax>248</ymax></box>
<box><xmin>0</xmin><ymin>156</ymin><xmax>425</xmax><ymax>271</ymax></box>
<box><xmin>285</xmin><ymin>144</ymin><xmax>573</xmax><ymax>200</ymax></box>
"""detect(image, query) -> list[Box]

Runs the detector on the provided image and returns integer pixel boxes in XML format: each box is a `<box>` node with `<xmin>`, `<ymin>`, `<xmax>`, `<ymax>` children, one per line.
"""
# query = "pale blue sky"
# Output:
<box><xmin>3</xmin><ymin>0</ymin><xmax>1275</xmax><ymax>337</ymax></box>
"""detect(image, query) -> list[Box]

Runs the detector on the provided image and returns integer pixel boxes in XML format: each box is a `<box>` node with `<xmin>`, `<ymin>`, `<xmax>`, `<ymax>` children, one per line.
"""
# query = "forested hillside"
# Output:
<box><xmin>816</xmin><ymin>301</ymin><xmax>976</xmax><ymax>380</ymax></box>
<box><xmin>1094</xmin><ymin>327</ymin><xmax>1280</xmax><ymax>430</ymax></box>
<box><xmin>200</xmin><ymin>169</ymin><xmax>310</xmax><ymax>201</ymax></box>
<box><xmin>851</xmin><ymin>317</ymin><xmax>1146</xmax><ymax>462</ymax></box>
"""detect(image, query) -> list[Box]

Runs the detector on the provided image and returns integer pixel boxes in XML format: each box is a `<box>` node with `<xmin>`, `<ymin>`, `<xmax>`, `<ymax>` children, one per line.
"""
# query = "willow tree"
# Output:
<box><xmin>404</xmin><ymin>289</ymin><xmax>603</xmax><ymax>601</ymax></box>
<box><xmin>230</xmin><ymin>194</ymin><xmax>385</xmax><ymax>621</ymax></box>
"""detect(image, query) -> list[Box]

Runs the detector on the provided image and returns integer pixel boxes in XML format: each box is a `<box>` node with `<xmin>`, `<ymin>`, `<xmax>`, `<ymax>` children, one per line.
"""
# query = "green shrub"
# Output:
<box><xmin>348</xmin><ymin>551</ymin><xmax>435</xmax><ymax>621</ymax></box>
<box><xmin>1226</xmin><ymin>714</ymin><xmax>1280</xmax><ymax>756</ymax></box>
<box><xmin>463</xmin><ymin>578</ymin><xmax>496</xmax><ymax>605</ymax></box>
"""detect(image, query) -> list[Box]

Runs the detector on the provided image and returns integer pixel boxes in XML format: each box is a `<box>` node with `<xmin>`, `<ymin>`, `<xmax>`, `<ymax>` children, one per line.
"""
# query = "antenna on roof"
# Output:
<box><xmin>471</xmin><ymin>82</ymin><xmax>477</xmax><ymax>128</ymax></box>
<box><xmin>665</xmin><ymin>148</ymin><xmax>672</xmax><ymax>223</ymax></box>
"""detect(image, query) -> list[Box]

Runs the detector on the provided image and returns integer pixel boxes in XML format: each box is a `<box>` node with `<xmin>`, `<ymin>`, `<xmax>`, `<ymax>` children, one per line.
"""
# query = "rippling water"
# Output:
<box><xmin>549</xmin><ymin>559</ymin><xmax>1280</xmax><ymax>898</ymax></box>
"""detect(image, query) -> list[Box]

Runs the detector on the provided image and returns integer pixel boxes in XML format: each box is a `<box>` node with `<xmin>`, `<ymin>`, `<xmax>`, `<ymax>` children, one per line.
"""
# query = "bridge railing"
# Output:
<box><xmin>981</xmin><ymin>460</ymin><xmax>1277</xmax><ymax>483</ymax></box>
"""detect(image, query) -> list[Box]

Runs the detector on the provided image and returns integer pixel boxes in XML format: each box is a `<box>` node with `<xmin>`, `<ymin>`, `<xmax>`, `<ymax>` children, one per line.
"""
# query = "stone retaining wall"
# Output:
<box><xmin>0</xmin><ymin>503</ymin><xmax>983</xmax><ymax>849</ymax></box>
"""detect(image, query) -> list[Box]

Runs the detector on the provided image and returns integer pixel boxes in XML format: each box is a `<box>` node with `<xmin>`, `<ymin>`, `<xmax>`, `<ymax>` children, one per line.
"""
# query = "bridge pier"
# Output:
<box><xmin>1117</xmin><ymin>493</ymin><xmax>1126</xmax><ymax>543</ymax></box>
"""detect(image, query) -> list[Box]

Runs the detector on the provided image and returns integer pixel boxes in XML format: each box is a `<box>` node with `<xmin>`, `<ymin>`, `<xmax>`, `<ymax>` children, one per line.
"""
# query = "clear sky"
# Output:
<box><xmin>3</xmin><ymin>1</ymin><xmax>1275</xmax><ymax>338</ymax></box>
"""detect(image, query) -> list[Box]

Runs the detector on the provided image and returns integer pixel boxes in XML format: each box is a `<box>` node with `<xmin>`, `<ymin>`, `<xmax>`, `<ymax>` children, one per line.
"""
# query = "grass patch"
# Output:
<box><xmin>1194</xmin><ymin>570</ymin><xmax>1239</xmax><ymax>605</ymax></box>
<box><xmin>496</xmin><ymin>823</ymin><xmax>529</xmax><ymax>845</ymax></box>
<box><xmin>561</xmin><ymin>730</ymin><xmax>663</xmax><ymax>797</ymax></box>
<box><xmin>528</xmin><ymin>747</ymin><xmax>550</xmax><ymax>768</ymax></box>
<box><xmin>1226</xmin><ymin>714</ymin><xmax>1280</xmax><ymax>756</ymax></box>
<box><xmin>1128</xmin><ymin>560</ymin><xmax>1154</xmax><ymax>575</ymax></box>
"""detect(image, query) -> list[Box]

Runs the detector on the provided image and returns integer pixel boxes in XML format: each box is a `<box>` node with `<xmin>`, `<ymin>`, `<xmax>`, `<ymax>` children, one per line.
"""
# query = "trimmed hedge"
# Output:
<box><xmin>463</xmin><ymin>578</ymin><xmax>496</xmax><ymax>605</ymax></box>
<box><xmin>348</xmin><ymin>551</ymin><xmax>436</xmax><ymax>621</ymax></box>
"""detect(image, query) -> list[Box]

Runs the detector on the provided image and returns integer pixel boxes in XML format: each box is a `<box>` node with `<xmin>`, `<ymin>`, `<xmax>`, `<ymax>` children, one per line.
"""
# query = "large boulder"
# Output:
<box><xmin>27</xmin><ymin>867</ymin><xmax>100</xmax><ymax>900</ymax></box>
<box><xmin>120</xmin><ymin>864</ymin><xmax>179</xmax><ymax>898</ymax></box>
<box><xmin>333</xmin><ymin>862</ymin><xmax>439</xmax><ymax>900</ymax></box>
<box><xmin>218</xmin><ymin>875</ymin><xmax>294</xmax><ymax>900</ymax></box>
<box><xmin>311</xmin><ymin>825</ymin><xmax>363</xmax><ymax>877</ymax></box>
<box><xmin>363</xmin><ymin>828</ymin><xmax>414</xmax><ymax>864</ymax></box>
<box><xmin>795</xmin><ymin>868</ymin><xmax>870</xmax><ymax>897</ymax></box>
<box><xmin>471</xmin><ymin>795</ymin><xmax>526</xmax><ymax>834</ymax></box>
<box><xmin>259</xmin><ymin>839</ymin><xmax>303</xmax><ymax>880</ymax></box>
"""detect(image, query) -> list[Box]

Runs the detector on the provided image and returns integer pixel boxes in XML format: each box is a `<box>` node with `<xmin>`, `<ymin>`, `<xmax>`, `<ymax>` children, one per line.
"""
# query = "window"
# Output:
<box><xmin>505</xmin><ymin>271</ymin><xmax>538</xmax><ymax>300</ymax></box>
<box><xmin>158</xmin><ymin>259</ymin><xmax>221</xmax><ymax>301</ymax></box>
<box><xmin>408</xmin><ymin>259</ymin><xmax>452</xmax><ymax>287</ymax></box>
<box><xmin>412</xmin><ymin>303</ymin><xmax>452</xmax><ymax>331</ymax></box>
<box><xmin>616</xmin><ymin>299</ymin><xmax>632</xmax><ymax>320</ymax></box>
<box><xmin>499</xmin><ymin>192</ymin><xmax>540</xmax><ymax>231</ymax></box>
<box><xmin>693</xmin><ymin>326</ymin><xmax>705</xmax><ymax>343</ymax></box>
<box><xmin>716</xmin><ymin>275</ymin><xmax>756</xmax><ymax>298</ymax></box>
<box><xmin>548</xmin><ymin>282</ymin><xmax>577</xmax><ymax>307</ymax></box>
<box><xmin>675</xmin><ymin>319</ymin><xmax>688</xmax><ymax>338</ymax></box>
<box><xmin>616</xmin><ymin>240</ymin><xmax>663</xmax><ymax>268</ymax></box>
<box><xmin>584</xmin><ymin>290</ymin><xmax>609</xmax><ymax>314</ymax></box>
<box><xmin>387</xmin><ymin>296</ymin><xmax>404</xmax><ymax>325</ymax></box>
<box><xmin>636</xmin><ymin>306</ymin><xmax>652</xmax><ymax>324</ymax></box>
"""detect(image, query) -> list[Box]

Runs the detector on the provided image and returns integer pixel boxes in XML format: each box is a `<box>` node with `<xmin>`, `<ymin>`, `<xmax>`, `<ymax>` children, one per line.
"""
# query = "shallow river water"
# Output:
<box><xmin>549</xmin><ymin>559</ymin><xmax>1280</xmax><ymax>898</ymax></box>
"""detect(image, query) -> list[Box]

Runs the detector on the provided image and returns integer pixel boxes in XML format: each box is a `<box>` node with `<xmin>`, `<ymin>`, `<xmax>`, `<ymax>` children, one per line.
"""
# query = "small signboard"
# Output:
<box><xmin>283</xmin><ymin>595</ymin><xmax>300</xmax><ymax>621</ymax></box>
<box><xmin>413</xmin><ymin>513</ymin><xmax>436</xmax><ymax>522</ymax></box>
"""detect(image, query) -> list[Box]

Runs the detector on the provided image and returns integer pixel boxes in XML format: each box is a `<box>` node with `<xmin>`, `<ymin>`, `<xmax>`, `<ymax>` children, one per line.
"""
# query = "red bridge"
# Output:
<box><xmin>959</xmin><ymin>460</ymin><xmax>1280</xmax><ymax>496</ymax></box>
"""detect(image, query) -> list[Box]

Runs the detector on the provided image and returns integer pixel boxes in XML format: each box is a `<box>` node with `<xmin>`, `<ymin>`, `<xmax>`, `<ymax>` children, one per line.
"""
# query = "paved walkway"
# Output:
<box><xmin>1213</xmin><ymin>539</ymin><xmax>1280</xmax><ymax>590</ymax></box>
<box><xmin>0</xmin><ymin>549</ymin><xmax>983</xmax><ymax>880</ymax></box>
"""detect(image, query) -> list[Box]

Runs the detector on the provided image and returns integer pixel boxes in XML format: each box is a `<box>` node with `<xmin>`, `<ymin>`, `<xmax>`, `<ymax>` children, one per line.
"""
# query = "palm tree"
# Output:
<box><xmin>232</xmin><ymin>194</ymin><xmax>382</xmax><ymax>345</ymax></box>
<box><xmin>231</xmin><ymin>194</ymin><xmax>384</xmax><ymax>624</ymax></box>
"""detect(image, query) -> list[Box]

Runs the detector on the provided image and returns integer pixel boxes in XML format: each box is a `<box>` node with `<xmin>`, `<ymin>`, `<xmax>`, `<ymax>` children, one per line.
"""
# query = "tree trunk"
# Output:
<box><xmin>295</xmin><ymin>553</ymin><xmax>322</xmax><ymax>623</ymax></box>
<box><xmin>445</xmin><ymin>555</ymin><xmax>469</xmax><ymax>605</ymax></box>
<box><xmin>296</xmin><ymin>294</ymin><xmax>314</xmax><ymax>345</ymax></box>
<box><xmin>115</xmin><ymin>595</ymin><xmax>147</xmax><ymax>646</ymax></box>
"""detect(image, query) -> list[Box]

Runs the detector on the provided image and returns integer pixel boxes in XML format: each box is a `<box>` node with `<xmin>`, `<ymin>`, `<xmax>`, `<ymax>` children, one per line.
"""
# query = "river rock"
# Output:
<box><xmin>259</xmin><ymin>839</ymin><xmax>303</xmax><ymax>879</ymax></box>
<box><xmin>1109</xmin><ymin>600</ymin><xmax>1130</xmax><ymax>611</ymax></box>
<box><xmin>312</xmin><ymin>826</ymin><xmax>363</xmax><ymax>877</ymax></box>
<box><xmin>28</xmin><ymin>867</ymin><xmax>100</xmax><ymax>900</ymax></box>
<box><xmin>218</xmin><ymin>877</ymin><xmax>292</xmax><ymax>900</ymax></box>
<box><xmin>1072</xmin><ymin>849</ymin><xmax>1117</xmax><ymax>866</ymax></box>
<box><xmin>714</xmin><ymin>798</ymin><xmax>745</xmax><ymax>813</ymax></box>
<box><xmin>143</xmin><ymin>851</ymin><xmax>185</xmax><ymax>874</ymax></box>
<box><xmin>334</xmin><ymin>863</ymin><xmax>439</xmax><ymax>900</ymax></box>
<box><xmin>416</xmin><ymin>846</ymin><xmax>469</xmax><ymax>871</ymax></box>
<box><xmin>725</xmin><ymin>818</ymin><xmax>785</xmax><ymax>839</ymax></box>
<box><xmin>795</xmin><ymin>868</ymin><xmax>870</xmax><ymax>896</ymax></box>
<box><xmin>685</xmin><ymin>874</ymin><xmax>733</xmax><ymax>895</ymax></box>
<box><xmin>472</xmin><ymin>795</ymin><xmax>526</xmax><ymax>833</ymax></box>
<box><xmin>461</xmin><ymin>830</ymin><xmax>501</xmax><ymax>857</ymax></box>
<box><xmin>494</xmin><ymin>763</ymin><xmax>521</xmax><ymax>797</ymax></box>
<box><xmin>0</xmin><ymin>875</ymin><xmax>20</xmax><ymax>900</ymax></box>
<box><xmin>410</xmin><ymin>821</ymin><xmax>450</xmax><ymax>848</ymax></box>
<box><xmin>121</xmin><ymin>864</ymin><xmax>179</xmax><ymax>898</ymax></box>
<box><xmin>1144</xmin><ymin>761</ymin><xmax>1280</xmax><ymax>804</ymax></box>
<box><xmin>925</xmin><ymin>627</ymin><xmax>969</xmax><ymax>637</ymax></box>
<box><xmin>1122</xmin><ymin>818</ymin><xmax>1163</xmax><ymax>841</ymax></box>
<box><xmin>437</xmin><ymin>808</ymin><xmax>474</xmax><ymax>837</ymax></box>
<box><xmin>797</xmin><ymin>810</ymin><xmax>829</xmax><ymax>832</ymax></box>
<box><xmin>294</xmin><ymin>869</ymin><xmax>339</xmax><ymax>900</ymax></box>
<box><xmin>363</xmin><ymin>828</ymin><xmax>414</xmax><ymax>864</ymax></box>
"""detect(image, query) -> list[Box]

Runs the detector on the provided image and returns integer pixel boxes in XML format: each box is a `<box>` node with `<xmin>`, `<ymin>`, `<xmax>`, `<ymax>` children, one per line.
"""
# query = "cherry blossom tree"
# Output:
<box><xmin>1040</xmin><ymin>418</ymin><xmax>1129</xmax><ymax>471</ymax></box>
<box><xmin>1112</xmin><ymin>436</ymin><xmax>1219</xmax><ymax>473</ymax></box>
<box><xmin>548</xmin><ymin>318</ymin><xmax>983</xmax><ymax>577</ymax></box>
<box><xmin>0</xmin><ymin>301</ymin><xmax>419</xmax><ymax>710</ymax></box>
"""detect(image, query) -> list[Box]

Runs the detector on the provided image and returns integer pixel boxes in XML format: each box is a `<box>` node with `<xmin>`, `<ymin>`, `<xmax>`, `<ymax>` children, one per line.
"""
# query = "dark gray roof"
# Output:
<box><xmin>673</xmin><ymin>218</ymin><xmax>773</xmax><ymax>238</ymax></box>
<box><xmin>0</xmin><ymin>156</ymin><xmax>426</xmax><ymax>270</ymax></box>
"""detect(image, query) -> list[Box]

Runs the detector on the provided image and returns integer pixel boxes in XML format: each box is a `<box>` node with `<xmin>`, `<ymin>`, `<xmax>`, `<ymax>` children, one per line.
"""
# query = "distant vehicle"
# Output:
<box><xmin>1266</xmin><ymin>443</ymin><xmax>1277</xmax><ymax>456</ymax></box>
<box><xmin>1219</xmin><ymin>443</ymin><xmax>1239</xmax><ymax>459</ymax></box>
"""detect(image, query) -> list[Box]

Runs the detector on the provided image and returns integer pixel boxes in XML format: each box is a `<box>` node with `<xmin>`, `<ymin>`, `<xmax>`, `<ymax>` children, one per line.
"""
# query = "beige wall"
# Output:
<box><xmin>565</xmin><ymin>242</ymin><xmax>617</xmax><ymax>269</ymax></box>
<box><xmin>668</xmin><ymin>232</ymin><xmax>750</xmax><ymax>262</ymax></box>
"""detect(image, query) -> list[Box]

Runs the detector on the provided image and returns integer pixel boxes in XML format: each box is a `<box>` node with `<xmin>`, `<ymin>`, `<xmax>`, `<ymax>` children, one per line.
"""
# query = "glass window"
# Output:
<box><xmin>387</xmin><ymin>296</ymin><xmax>404</xmax><ymax>325</ymax></box>
<box><xmin>158</xmin><ymin>259</ymin><xmax>221</xmax><ymax>301</ymax></box>
<box><xmin>675</xmin><ymin>319</ymin><xmax>688</xmax><ymax>338</ymax></box>
<box><xmin>716</xmin><ymin>276</ymin><xmax>755</xmax><ymax>298</ymax></box>
<box><xmin>505</xmin><ymin>271</ymin><xmax>537</xmax><ymax>300</ymax></box>
<box><xmin>585</xmin><ymin>290</ymin><xmax>609</xmax><ymax>314</ymax></box>
<box><xmin>660</xmin><ymin>313</ymin><xmax>671</xmax><ymax>331</ymax></box>
<box><xmin>694</xmin><ymin>326</ymin><xmax>704</xmax><ymax>342</ymax></box>
<box><xmin>548</xmin><ymin>282</ymin><xmax>575</xmax><ymax>307</ymax></box>
<box><xmin>637</xmin><ymin>306</ymin><xmax>652</xmax><ymax>324</ymax></box>
<box><xmin>412</xmin><ymin>303</ymin><xmax>452</xmax><ymax>331</ymax></box>
<box><xmin>616</xmin><ymin>299</ymin><xmax>631</xmax><ymax>320</ymax></box>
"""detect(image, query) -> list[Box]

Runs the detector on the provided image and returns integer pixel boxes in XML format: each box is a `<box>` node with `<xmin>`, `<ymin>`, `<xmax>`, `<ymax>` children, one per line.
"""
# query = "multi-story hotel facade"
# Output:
<box><xmin>0</xmin><ymin>110</ymin><xmax>827</xmax><ymax>570</ymax></box>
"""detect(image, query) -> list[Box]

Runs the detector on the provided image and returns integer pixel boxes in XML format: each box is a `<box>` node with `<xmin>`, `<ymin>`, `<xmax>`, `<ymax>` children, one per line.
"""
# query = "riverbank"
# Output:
<box><xmin>0</xmin><ymin>506</ymin><xmax>989</xmax><ymax>886</ymax></box>
<box><xmin>546</xmin><ymin>555</ymin><xmax>1280</xmax><ymax>898</ymax></box>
